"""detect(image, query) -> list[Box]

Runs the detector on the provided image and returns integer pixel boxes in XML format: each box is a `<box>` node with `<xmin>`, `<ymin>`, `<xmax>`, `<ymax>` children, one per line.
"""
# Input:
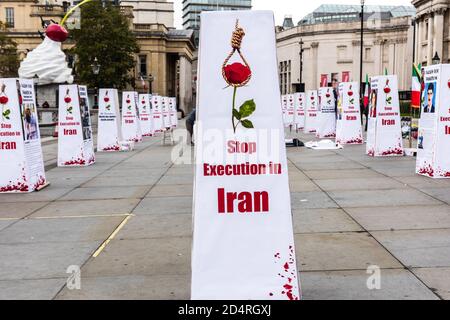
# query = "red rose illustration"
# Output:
<box><xmin>223</xmin><ymin>63</ymin><xmax>251</xmax><ymax>86</ymax></box>
<box><xmin>447</xmin><ymin>79</ymin><xmax>450</xmax><ymax>89</ymax></box>
<box><xmin>0</xmin><ymin>96</ymin><xmax>8</xmax><ymax>105</ymax></box>
<box><xmin>45</xmin><ymin>24</ymin><xmax>69</xmax><ymax>42</ymax></box>
<box><xmin>64</xmin><ymin>96</ymin><xmax>71</xmax><ymax>103</ymax></box>
<box><xmin>222</xmin><ymin>20</ymin><xmax>255</xmax><ymax>133</ymax></box>
<box><xmin>104</xmin><ymin>97</ymin><xmax>110</xmax><ymax>103</ymax></box>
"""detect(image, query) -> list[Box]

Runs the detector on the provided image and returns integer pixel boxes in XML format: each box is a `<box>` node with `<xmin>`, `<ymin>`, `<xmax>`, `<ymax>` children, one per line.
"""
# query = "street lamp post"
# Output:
<box><xmin>91</xmin><ymin>57</ymin><xmax>100</xmax><ymax>108</ymax></box>
<box><xmin>360</xmin><ymin>0</ymin><xmax>365</xmax><ymax>126</ymax></box>
<box><xmin>32</xmin><ymin>74</ymin><xmax>39</xmax><ymax>107</ymax></box>
<box><xmin>148</xmin><ymin>74</ymin><xmax>154</xmax><ymax>94</ymax></box>
<box><xmin>299</xmin><ymin>39</ymin><xmax>304</xmax><ymax>92</ymax></box>
<box><xmin>432</xmin><ymin>52</ymin><xmax>441</xmax><ymax>65</ymax></box>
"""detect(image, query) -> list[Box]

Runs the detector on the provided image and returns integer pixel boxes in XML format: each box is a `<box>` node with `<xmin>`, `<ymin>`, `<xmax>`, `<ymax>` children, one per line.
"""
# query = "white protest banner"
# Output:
<box><xmin>98</xmin><ymin>89</ymin><xmax>122</xmax><ymax>152</ymax></box>
<box><xmin>294</xmin><ymin>92</ymin><xmax>305</xmax><ymax>131</ymax></box>
<box><xmin>151</xmin><ymin>95</ymin><xmax>164</xmax><ymax>134</ymax></box>
<box><xmin>169</xmin><ymin>97</ymin><xmax>178</xmax><ymax>128</ymax></box>
<box><xmin>58</xmin><ymin>84</ymin><xmax>95</xmax><ymax>166</ymax></box>
<box><xmin>285</xmin><ymin>94</ymin><xmax>295</xmax><ymax>127</ymax></box>
<box><xmin>316</xmin><ymin>87</ymin><xmax>336</xmax><ymax>138</ymax></box>
<box><xmin>191</xmin><ymin>11</ymin><xmax>300</xmax><ymax>300</ymax></box>
<box><xmin>121</xmin><ymin>91</ymin><xmax>143</xmax><ymax>143</ymax></box>
<box><xmin>304</xmin><ymin>90</ymin><xmax>318</xmax><ymax>133</ymax></box>
<box><xmin>366</xmin><ymin>76</ymin><xmax>403</xmax><ymax>156</ymax></box>
<box><xmin>0</xmin><ymin>78</ymin><xmax>47</xmax><ymax>192</ymax></box>
<box><xmin>162</xmin><ymin>96</ymin><xmax>171</xmax><ymax>129</ymax></box>
<box><xmin>138</xmin><ymin>94</ymin><xmax>153</xmax><ymax>137</ymax></box>
<box><xmin>335</xmin><ymin>82</ymin><xmax>363</xmax><ymax>144</ymax></box>
<box><xmin>416</xmin><ymin>64</ymin><xmax>450</xmax><ymax>178</ymax></box>
<box><xmin>281</xmin><ymin>95</ymin><xmax>288</xmax><ymax>127</ymax></box>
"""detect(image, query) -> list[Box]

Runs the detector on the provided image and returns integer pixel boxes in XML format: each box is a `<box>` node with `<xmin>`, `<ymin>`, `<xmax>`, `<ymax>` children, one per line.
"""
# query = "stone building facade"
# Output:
<box><xmin>412</xmin><ymin>0</ymin><xmax>450</xmax><ymax>65</ymax></box>
<box><xmin>276</xmin><ymin>5</ymin><xmax>416</xmax><ymax>93</ymax></box>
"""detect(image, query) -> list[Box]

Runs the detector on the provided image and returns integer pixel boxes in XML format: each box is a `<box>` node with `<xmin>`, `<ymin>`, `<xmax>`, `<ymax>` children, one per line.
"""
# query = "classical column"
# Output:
<box><xmin>415</xmin><ymin>18</ymin><xmax>421</xmax><ymax>64</ymax></box>
<box><xmin>427</xmin><ymin>14</ymin><xmax>434</xmax><ymax>65</ymax></box>
<box><xmin>178</xmin><ymin>55</ymin><xmax>193</xmax><ymax>114</ymax></box>
<box><xmin>433</xmin><ymin>9</ymin><xmax>445</xmax><ymax>62</ymax></box>
<box><xmin>311</xmin><ymin>42</ymin><xmax>319</xmax><ymax>89</ymax></box>
<box><xmin>388</xmin><ymin>41</ymin><xmax>395</xmax><ymax>74</ymax></box>
<box><xmin>374</xmin><ymin>39</ymin><xmax>383</xmax><ymax>75</ymax></box>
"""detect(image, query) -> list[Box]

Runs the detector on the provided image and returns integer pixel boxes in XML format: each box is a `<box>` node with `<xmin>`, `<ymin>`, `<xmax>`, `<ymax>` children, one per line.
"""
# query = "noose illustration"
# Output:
<box><xmin>222</xmin><ymin>19</ymin><xmax>255</xmax><ymax>133</ymax></box>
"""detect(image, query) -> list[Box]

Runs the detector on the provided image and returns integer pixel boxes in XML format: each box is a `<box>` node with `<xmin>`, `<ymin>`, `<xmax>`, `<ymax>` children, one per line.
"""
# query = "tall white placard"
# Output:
<box><xmin>294</xmin><ymin>92</ymin><xmax>305</xmax><ymax>131</ymax></box>
<box><xmin>281</xmin><ymin>95</ymin><xmax>288</xmax><ymax>127</ymax></box>
<box><xmin>366</xmin><ymin>76</ymin><xmax>403</xmax><ymax>156</ymax></box>
<box><xmin>138</xmin><ymin>94</ymin><xmax>153</xmax><ymax>137</ymax></box>
<box><xmin>121</xmin><ymin>91</ymin><xmax>142</xmax><ymax>143</ymax></box>
<box><xmin>285</xmin><ymin>94</ymin><xmax>295</xmax><ymax>127</ymax></box>
<box><xmin>0</xmin><ymin>78</ymin><xmax>47</xmax><ymax>192</ymax></box>
<box><xmin>191</xmin><ymin>11</ymin><xmax>300</xmax><ymax>300</ymax></box>
<box><xmin>151</xmin><ymin>95</ymin><xmax>163</xmax><ymax>134</ymax></box>
<box><xmin>98</xmin><ymin>89</ymin><xmax>122</xmax><ymax>152</ymax></box>
<box><xmin>335</xmin><ymin>82</ymin><xmax>363</xmax><ymax>144</ymax></box>
<box><xmin>316</xmin><ymin>87</ymin><xmax>336</xmax><ymax>138</ymax></box>
<box><xmin>169</xmin><ymin>97</ymin><xmax>178</xmax><ymax>128</ymax></box>
<box><xmin>304</xmin><ymin>90</ymin><xmax>318</xmax><ymax>133</ymax></box>
<box><xmin>58</xmin><ymin>84</ymin><xmax>95</xmax><ymax>166</ymax></box>
<box><xmin>162</xmin><ymin>96</ymin><xmax>171</xmax><ymax>129</ymax></box>
<box><xmin>416</xmin><ymin>64</ymin><xmax>450</xmax><ymax>178</ymax></box>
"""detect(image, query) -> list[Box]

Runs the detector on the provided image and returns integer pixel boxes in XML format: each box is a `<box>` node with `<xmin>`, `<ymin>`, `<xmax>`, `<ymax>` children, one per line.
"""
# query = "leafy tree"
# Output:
<box><xmin>70</xmin><ymin>1</ymin><xmax>139</xmax><ymax>89</ymax></box>
<box><xmin>0</xmin><ymin>21</ymin><xmax>19</xmax><ymax>77</ymax></box>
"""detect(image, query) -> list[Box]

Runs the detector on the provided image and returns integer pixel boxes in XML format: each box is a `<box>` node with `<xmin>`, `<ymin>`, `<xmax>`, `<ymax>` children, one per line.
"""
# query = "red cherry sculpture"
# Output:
<box><xmin>0</xmin><ymin>96</ymin><xmax>8</xmax><ymax>105</ymax></box>
<box><xmin>46</xmin><ymin>24</ymin><xmax>69</xmax><ymax>42</ymax></box>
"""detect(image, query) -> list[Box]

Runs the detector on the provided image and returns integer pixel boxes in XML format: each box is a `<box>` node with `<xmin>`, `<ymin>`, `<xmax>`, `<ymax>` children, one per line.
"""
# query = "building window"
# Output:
<box><xmin>5</xmin><ymin>8</ymin><xmax>14</xmax><ymax>28</ymax></box>
<box><xmin>138</xmin><ymin>55</ymin><xmax>147</xmax><ymax>77</ymax></box>
<box><xmin>365</xmin><ymin>47</ymin><xmax>371</xmax><ymax>61</ymax></box>
<box><xmin>279</xmin><ymin>60</ymin><xmax>291</xmax><ymax>94</ymax></box>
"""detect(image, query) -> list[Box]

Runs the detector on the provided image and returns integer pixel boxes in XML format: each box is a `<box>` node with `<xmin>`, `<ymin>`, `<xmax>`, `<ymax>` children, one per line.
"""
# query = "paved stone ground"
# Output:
<box><xmin>1</xmin><ymin>129</ymin><xmax>450</xmax><ymax>300</ymax></box>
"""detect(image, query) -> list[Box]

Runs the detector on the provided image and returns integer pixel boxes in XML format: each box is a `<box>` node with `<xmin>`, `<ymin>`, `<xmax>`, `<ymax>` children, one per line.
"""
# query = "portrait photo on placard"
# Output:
<box><xmin>79</xmin><ymin>96</ymin><xmax>92</xmax><ymax>141</ymax></box>
<box><xmin>21</xmin><ymin>102</ymin><xmax>39</xmax><ymax>141</ymax></box>
<box><xmin>423</xmin><ymin>82</ymin><xmax>436</xmax><ymax>114</ymax></box>
<box><xmin>369</xmin><ymin>89</ymin><xmax>377</xmax><ymax>118</ymax></box>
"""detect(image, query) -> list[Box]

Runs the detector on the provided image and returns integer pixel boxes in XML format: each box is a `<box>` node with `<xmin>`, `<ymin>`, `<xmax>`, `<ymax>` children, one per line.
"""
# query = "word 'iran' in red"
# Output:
<box><xmin>217</xmin><ymin>188</ymin><xmax>269</xmax><ymax>214</ymax></box>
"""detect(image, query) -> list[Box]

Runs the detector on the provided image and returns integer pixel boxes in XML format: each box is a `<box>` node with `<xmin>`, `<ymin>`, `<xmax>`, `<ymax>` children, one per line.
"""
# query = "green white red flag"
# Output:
<box><xmin>363</xmin><ymin>74</ymin><xmax>369</xmax><ymax>109</ymax></box>
<box><xmin>411</xmin><ymin>64</ymin><xmax>421</xmax><ymax>109</ymax></box>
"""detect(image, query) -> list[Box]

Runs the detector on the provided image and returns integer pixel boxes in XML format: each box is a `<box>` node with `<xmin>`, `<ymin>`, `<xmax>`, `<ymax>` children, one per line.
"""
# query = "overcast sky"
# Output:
<box><xmin>173</xmin><ymin>0</ymin><xmax>414</xmax><ymax>29</ymax></box>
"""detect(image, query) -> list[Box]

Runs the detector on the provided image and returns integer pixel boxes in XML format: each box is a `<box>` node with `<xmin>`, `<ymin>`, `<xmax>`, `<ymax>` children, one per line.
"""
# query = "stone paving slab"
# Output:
<box><xmin>300</xmin><ymin>269</ymin><xmax>439</xmax><ymax>300</ymax></box>
<box><xmin>412</xmin><ymin>268</ymin><xmax>450</xmax><ymax>300</ymax></box>
<box><xmin>290</xmin><ymin>192</ymin><xmax>339</xmax><ymax>209</ymax></box>
<box><xmin>0</xmin><ymin>216</ymin><xmax>124</xmax><ymax>244</ymax></box>
<box><xmin>0</xmin><ymin>241</ymin><xmax>99</xmax><ymax>280</ymax></box>
<box><xmin>117</xmin><ymin>214</ymin><xmax>192</xmax><ymax>240</ymax></box>
<box><xmin>0</xmin><ymin>278</ymin><xmax>66</xmax><ymax>300</ymax></box>
<box><xmin>133</xmin><ymin>196</ymin><xmax>193</xmax><ymax>215</ymax></box>
<box><xmin>59</xmin><ymin>186</ymin><xmax>150</xmax><ymax>201</ymax></box>
<box><xmin>0</xmin><ymin>187</ymin><xmax>73</xmax><ymax>203</ymax></box>
<box><xmin>304</xmin><ymin>169</ymin><xmax>385</xmax><ymax>180</ymax></box>
<box><xmin>346</xmin><ymin>205</ymin><xmax>450</xmax><ymax>231</ymax></box>
<box><xmin>81</xmin><ymin>237</ymin><xmax>191</xmax><ymax>278</ymax></box>
<box><xmin>328</xmin><ymin>189</ymin><xmax>441</xmax><ymax>208</ymax></box>
<box><xmin>0</xmin><ymin>201</ymin><xmax>48</xmax><ymax>219</ymax></box>
<box><xmin>419</xmin><ymin>188</ymin><xmax>450</xmax><ymax>204</ymax></box>
<box><xmin>371</xmin><ymin>229</ymin><xmax>450</xmax><ymax>268</ymax></box>
<box><xmin>295</xmin><ymin>232</ymin><xmax>402</xmax><ymax>271</ymax></box>
<box><xmin>146</xmin><ymin>184</ymin><xmax>193</xmax><ymax>198</ymax></box>
<box><xmin>56</xmin><ymin>274</ymin><xmax>190</xmax><ymax>300</ymax></box>
<box><xmin>81</xmin><ymin>175</ymin><xmax>161</xmax><ymax>188</ymax></box>
<box><xmin>30</xmin><ymin>199</ymin><xmax>140</xmax><ymax>218</ymax></box>
<box><xmin>292</xmin><ymin>208</ymin><xmax>362</xmax><ymax>234</ymax></box>
<box><xmin>314</xmin><ymin>177</ymin><xmax>407</xmax><ymax>192</ymax></box>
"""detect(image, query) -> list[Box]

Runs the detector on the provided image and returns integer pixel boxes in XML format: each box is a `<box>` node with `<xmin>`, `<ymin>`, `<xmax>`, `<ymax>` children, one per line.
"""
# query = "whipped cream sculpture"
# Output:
<box><xmin>19</xmin><ymin>23</ymin><xmax>73</xmax><ymax>85</ymax></box>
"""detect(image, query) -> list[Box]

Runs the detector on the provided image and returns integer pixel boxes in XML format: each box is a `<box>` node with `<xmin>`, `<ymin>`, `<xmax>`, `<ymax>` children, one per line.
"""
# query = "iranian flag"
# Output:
<box><xmin>411</xmin><ymin>64</ymin><xmax>421</xmax><ymax>109</ymax></box>
<box><xmin>363</xmin><ymin>74</ymin><xmax>370</xmax><ymax>110</ymax></box>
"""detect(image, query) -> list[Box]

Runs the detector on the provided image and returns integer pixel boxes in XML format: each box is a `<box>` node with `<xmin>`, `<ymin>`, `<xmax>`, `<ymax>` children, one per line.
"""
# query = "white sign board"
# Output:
<box><xmin>121</xmin><ymin>91</ymin><xmax>143</xmax><ymax>142</ymax></box>
<box><xmin>316</xmin><ymin>87</ymin><xmax>336</xmax><ymax>138</ymax></box>
<box><xmin>98</xmin><ymin>89</ymin><xmax>122</xmax><ymax>151</ymax></box>
<box><xmin>191</xmin><ymin>11</ymin><xmax>300</xmax><ymax>300</ymax></box>
<box><xmin>366</xmin><ymin>76</ymin><xmax>403</xmax><ymax>156</ymax></box>
<box><xmin>281</xmin><ymin>95</ymin><xmax>288</xmax><ymax>127</ymax></box>
<box><xmin>138</xmin><ymin>94</ymin><xmax>154</xmax><ymax>137</ymax></box>
<box><xmin>416</xmin><ymin>64</ymin><xmax>450</xmax><ymax>178</ymax></box>
<box><xmin>335</xmin><ymin>82</ymin><xmax>363</xmax><ymax>144</ymax></box>
<box><xmin>294</xmin><ymin>92</ymin><xmax>305</xmax><ymax>131</ymax></box>
<box><xmin>58</xmin><ymin>84</ymin><xmax>95</xmax><ymax>166</ymax></box>
<box><xmin>162</xmin><ymin>96</ymin><xmax>171</xmax><ymax>129</ymax></box>
<box><xmin>285</xmin><ymin>94</ymin><xmax>295</xmax><ymax>127</ymax></box>
<box><xmin>151</xmin><ymin>95</ymin><xmax>164</xmax><ymax>134</ymax></box>
<box><xmin>304</xmin><ymin>90</ymin><xmax>318</xmax><ymax>133</ymax></box>
<box><xmin>169</xmin><ymin>97</ymin><xmax>178</xmax><ymax>128</ymax></box>
<box><xmin>0</xmin><ymin>78</ymin><xmax>47</xmax><ymax>192</ymax></box>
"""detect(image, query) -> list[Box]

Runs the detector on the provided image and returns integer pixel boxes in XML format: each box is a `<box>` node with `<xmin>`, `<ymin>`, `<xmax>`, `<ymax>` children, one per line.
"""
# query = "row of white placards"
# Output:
<box><xmin>96</xmin><ymin>89</ymin><xmax>178</xmax><ymax>152</ymax></box>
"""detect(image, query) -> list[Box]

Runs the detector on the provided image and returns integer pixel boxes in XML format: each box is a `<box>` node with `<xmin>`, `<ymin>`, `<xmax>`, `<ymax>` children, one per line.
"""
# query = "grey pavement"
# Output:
<box><xmin>1</xmin><ymin>128</ymin><xmax>450</xmax><ymax>300</ymax></box>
